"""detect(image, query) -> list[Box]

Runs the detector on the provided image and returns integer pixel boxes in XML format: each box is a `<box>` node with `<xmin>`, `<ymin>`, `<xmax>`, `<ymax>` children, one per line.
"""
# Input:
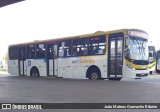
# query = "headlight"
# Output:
<box><xmin>127</xmin><ymin>65</ymin><xmax>135</xmax><ymax>70</ymax></box>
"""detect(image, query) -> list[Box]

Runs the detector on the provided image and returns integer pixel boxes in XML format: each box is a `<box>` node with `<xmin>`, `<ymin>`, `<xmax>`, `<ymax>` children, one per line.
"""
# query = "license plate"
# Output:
<box><xmin>140</xmin><ymin>66</ymin><xmax>146</xmax><ymax>69</ymax></box>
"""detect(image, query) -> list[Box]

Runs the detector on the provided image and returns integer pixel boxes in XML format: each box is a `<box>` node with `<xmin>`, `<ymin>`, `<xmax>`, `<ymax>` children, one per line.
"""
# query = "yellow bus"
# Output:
<box><xmin>8</xmin><ymin>29</ymin><xmax>149</xmax><ymax>80</ymax></box>
<box><xmin>156</xmin><ymin>50</ymin><xmax>160</xmax><ymax>73</ymax></box>
<box><xmin>148</xmin><ymin>45</ymin><xmax>156</xmax><ymax>74</ymax></box>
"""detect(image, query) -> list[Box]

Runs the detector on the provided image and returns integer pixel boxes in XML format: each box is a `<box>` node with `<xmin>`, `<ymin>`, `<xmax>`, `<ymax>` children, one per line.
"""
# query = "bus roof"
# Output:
<box><xmin>9</xmin><ymin>28</ymin><xmax>147</xmax><ymax>47</ymax></box>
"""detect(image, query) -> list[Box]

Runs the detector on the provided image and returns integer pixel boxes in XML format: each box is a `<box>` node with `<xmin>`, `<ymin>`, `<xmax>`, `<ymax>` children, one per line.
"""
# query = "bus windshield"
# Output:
<box><xmin>126</xmin><ymin>36</ymin><xmax>149</xmax><ymax>62</ymax></box>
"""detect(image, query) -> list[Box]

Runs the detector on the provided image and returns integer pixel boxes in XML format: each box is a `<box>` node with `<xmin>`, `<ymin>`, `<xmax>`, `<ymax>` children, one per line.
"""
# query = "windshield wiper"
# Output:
<box><xmin>133</xmin><ymin>60</ymin><xmax>149</xmax><ymax>65</ymax></box>
<box><xmin>132</xmin><ymin>38</ymin><xmax>141</xmax><ymax>53</ymax></box>
<box><xmin>132</xmin><ymin>38</ymin><xmax>147</xmax><ymax>60</ymax></box>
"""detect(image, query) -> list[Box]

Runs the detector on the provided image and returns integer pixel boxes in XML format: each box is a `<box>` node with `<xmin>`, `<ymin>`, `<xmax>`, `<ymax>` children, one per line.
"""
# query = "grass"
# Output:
<box><xmin>0</xmin><ymin>69</ymin><xmax>8</xmax><ymax>72</ymax></box>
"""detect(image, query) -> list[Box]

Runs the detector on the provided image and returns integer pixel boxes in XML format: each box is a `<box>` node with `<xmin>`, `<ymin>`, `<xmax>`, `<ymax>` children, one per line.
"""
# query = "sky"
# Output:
<box><xmin>0</xmin><ymin>0</ymin><xmax>160</xmax><ymax>59</ymax></box>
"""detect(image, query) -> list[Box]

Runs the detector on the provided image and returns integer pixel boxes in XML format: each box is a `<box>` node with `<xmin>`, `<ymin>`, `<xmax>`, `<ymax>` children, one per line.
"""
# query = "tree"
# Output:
<box><xmin>3</xmin><ymin>53</ymin><xmax>8</xmax><ymax>61</ymax></box>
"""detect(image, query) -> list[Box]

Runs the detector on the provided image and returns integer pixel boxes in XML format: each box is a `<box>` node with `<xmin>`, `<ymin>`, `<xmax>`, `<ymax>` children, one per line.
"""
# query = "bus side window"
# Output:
<box><xmin>99</xmin><ymin>46</ymin><xmax>105</xmax><ymax>54</ymax></box>
<box><xmin>88</xmin><ymin>35</ymin><xmax>106</xmax><ymax>55</ymax></box>
<box><xmin>81</xmin><ymin>40</ymin><xmax>88</xmax><ymax>56</ymax></box>
<box><xmin>77</xmin><ymin>47</ymin><xmax>81</xmax><ymax>56</ymax></box>
<box><xmin>36</xmin><ymin>44</ymin><xmax>46</xmax><ymax>59</ymax></box>
<box><xmin>64</xmin><ymin>40</ymin><xmax>72</xmax><ymax>57</ymax></box>
<box><xmin>59</xmin><ymin>42</ymin><xmax>64</xmax><ymax>57</ymax></box>
<box><xmin>27</xmin><ymin>45</ymin><xmax>35</xmax><ymax>59</ymax></box>
<box><xmin>82</xmin><ymin>47</ymin><xmax>88</xmax><ymax>55</ymax></box>
<box><xmin>88</xmin><ymin>46</ymin><xmax>93</xmax><ymax>55</ymax></box>
<box><xmin>59</xmin><ymin>41</ymin><xmax>72</xmax><ymax>57</ymax></box>
<box><xmin>53</xmin><ymin>45</ymin><xmax>58</xmax><ymax>58</ymax></box>
<box><xmin>9</xmin><ymin>46</ymin><xmax>18</xmax><ymax>60</ymax></box>
<box><xmin>73</xmin><ymin>38</ymin><xmax>88</xmax><ymax>56</ymax></box>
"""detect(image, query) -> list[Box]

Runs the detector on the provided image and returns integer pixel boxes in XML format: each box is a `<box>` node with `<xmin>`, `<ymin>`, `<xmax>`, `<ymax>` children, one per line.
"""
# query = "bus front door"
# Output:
<box><xmin>108</xmin><ymin>33</ymin><xmax>123</xmax><ymax>79</ymax></box>
<box><xmin>19</xmin><ymin>47</ymin><xmax>27</xmax><ymax>76</ymax></box>
<box><xmin>47</xmin><ymin>44</ymin><xmax>58</xmax><ymax>77</ymax></box>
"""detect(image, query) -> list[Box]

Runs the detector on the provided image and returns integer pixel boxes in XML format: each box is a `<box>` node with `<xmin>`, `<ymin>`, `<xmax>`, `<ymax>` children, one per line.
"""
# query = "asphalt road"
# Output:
<box><xmin>1</xmin><ymin>72</ymin><xmax>160</xmax><ymax>112</ymax></box>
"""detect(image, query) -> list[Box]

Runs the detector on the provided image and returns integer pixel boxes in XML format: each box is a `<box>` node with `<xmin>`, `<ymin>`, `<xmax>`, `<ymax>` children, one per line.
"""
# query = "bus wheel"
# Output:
<box><xmin>89</xmin><ymin>69</ymin><xmax>101</xmax><ymax>80</ymax></box>
<box><xmin>150</xmin><ymin>71</ymin><xmax>152</xmax><ymax>74</ymax></box>
<box><xmin>30</xmin><ymin>68</ymin><xmax>40</xmax><ymax>77</ymax></box>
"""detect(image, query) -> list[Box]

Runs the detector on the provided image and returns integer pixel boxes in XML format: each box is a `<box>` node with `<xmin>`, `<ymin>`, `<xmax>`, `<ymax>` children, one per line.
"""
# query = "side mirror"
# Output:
<box><xmin>124</xmin><ymin>46</ymin><xmax>130</xmax><ymax>59</ymax></box>
<box><xmin>154</xmin><ymin>52</ymin><xmax>156</xmax><ymax>60</ymax></box>
<box><xmin>124</xmin><ymin>45</ymin><xmax>130</xmax><ymax>52</ymax></box>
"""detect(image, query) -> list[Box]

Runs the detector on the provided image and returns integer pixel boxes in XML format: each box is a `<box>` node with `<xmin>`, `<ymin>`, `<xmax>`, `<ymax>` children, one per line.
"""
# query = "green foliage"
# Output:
<box><xmin>0</xmin><ymin>69</ymin><xmax>7</xmax><ymax>72</ymax></box>
<box><xmin>3</xmin><ymin>53</ymin><xmax>8</xmax><ymax>61</ymax></box>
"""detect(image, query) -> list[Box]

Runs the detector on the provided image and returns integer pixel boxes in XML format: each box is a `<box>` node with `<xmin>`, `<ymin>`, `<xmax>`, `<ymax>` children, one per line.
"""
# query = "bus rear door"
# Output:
<box><xmin>47</xmin><ymin>44</ymin><xmax>58</xmax><ymax>77</ymax></box>
<box><xmin>19</xmin><ymin>47</ymin><xmax>27</xmax><ymax>76</ymax></box>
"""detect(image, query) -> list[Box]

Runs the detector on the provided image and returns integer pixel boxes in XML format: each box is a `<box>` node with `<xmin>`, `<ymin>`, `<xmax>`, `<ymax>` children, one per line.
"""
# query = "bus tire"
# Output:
<box><xmin>88</xmin><ymin>69</ymin><xmax>101</xmax><ymax>80</ymax></box>
<box><xmin>30</xmin><ymin>67</ymin><xmax>40</xmax><ymax>77</ymax></box>
<box><xmin>150</xmin><ymin>71</ymin><xmax>152</xmax><ymax>74</ymax></box>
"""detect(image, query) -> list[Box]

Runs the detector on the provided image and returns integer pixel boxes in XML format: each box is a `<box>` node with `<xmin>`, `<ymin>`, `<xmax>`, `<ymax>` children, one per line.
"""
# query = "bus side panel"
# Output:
<box><xmin>58</xmin><ymin>56</ymin><xmax>107</xmax><ymax>79</ymax></box>
<box><xmin>71</xmin><ymin>57</ymin><xmax>86</xmax><ymax>79</ymax></box>
<box><xmin>58</xmin><ymin>57</ymin><xmax>86</xmax><ymax>79</ymax></box>
<box><xmin>85</xmin><ymin>56</ymin><xmax>107</xmax><ymax>79</ymax></box>
<box><xmin>97</xmin><ymin>56</ymin><xmax>107</xmax><ymax>78</ymax></box>
<box><xmin>26</xmin><ymin>59</ymin><xmax>47</xmax><ymax>76</ymax></box>
<box><xmin>80</xmin><ymin>56</ymin><xmax>107</xmax><ymax>79</ymax></box>
<box><xmin>8</xmin><ymin>60</ymin><xmax>19</xmax><ymax>76</ymax></box>
<box><xmin>35</xmin><ymin>59</ymin><xmax>47</xmax><ymax>76</ymax></box>
<box><xmin>26</xmin><ymin>59</ymin><xmax>34</xmax><ymax>76</ymax></box>
<box><xmin>73</xmin><ymin>66</ymin><xmax>86</xmax><ymax>79</ymax></box>
<box><xmin>58</xmin><ymin>58</ymin><xmax>67</xmax><ymax>78</ymax></box>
